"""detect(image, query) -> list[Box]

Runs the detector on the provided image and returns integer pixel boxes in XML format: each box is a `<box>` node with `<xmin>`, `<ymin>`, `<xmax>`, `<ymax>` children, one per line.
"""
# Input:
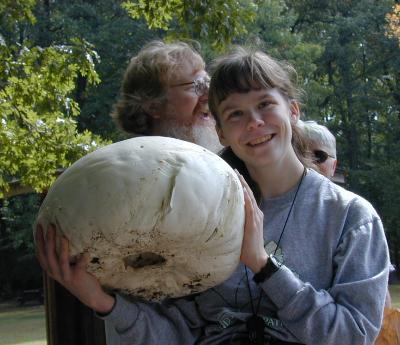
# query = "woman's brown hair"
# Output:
<box><xmin>209</xmin><ymin>47</ymin><xmax>312</xmax><ymax>201</ymax></box>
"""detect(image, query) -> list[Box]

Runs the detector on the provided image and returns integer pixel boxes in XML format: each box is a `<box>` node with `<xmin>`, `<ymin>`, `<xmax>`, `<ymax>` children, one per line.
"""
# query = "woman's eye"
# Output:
<box><xmin>228</xmin><ymin>111</ymin><xmax>243</xmax><ymax>119</ymax></box>
<box><xmin>258</xmin><ymin>101</ymin><xmax>269</xmax><ymax>109</ymax></box>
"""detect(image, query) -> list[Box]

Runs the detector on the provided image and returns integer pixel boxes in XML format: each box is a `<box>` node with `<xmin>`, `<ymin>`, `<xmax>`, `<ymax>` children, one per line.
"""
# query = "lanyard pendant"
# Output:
<box><xmin>246</xmin><ymin>315</ymin><xmax>265</xmax><ymax>345</ymax></box>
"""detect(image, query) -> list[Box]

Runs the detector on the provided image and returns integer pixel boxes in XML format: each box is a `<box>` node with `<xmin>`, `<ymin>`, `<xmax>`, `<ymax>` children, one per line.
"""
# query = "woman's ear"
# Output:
<box><xmin>289</xmin><ymin>101</ymin><xmax>300</xmax><ymax>123</ymax></box>
<box><xmin>216</xmin><ymin>125</ymin><xmax>228</xmax><ymax>147</ymax></box>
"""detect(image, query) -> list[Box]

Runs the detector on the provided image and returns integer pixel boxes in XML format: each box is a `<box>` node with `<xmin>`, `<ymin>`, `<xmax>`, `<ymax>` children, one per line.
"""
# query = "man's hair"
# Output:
<box><xmin>300</xmin><ymin>120</ymin><xmax>336</xmax><ymax>157</ymax></box>
<box><xmin>111</xmin><ymin>40</ymin><xmax>205</xmax><ymax>135</ymax></box>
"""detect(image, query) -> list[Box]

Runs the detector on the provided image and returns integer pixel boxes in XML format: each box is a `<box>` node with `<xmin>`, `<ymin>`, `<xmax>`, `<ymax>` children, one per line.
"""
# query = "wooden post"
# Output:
<box><xmin>44</xmin><ymin>273</ymin><xmax>106</xmax><ymax>345</ymax></box>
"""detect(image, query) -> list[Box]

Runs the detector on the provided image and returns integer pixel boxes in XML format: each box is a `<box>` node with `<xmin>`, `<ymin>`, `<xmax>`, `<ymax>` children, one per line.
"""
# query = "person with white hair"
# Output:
<box><xmin>299</xmin><ymin>120</ymin><xmax>337</xmax><ymax>178</ymax></box>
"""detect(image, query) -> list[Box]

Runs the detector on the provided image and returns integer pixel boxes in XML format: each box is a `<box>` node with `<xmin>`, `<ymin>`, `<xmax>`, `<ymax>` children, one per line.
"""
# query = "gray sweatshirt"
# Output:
<box><xmin>102</xmin><ymin>169</ymin><xmax>389</xmax><ymax>345</ymax></box>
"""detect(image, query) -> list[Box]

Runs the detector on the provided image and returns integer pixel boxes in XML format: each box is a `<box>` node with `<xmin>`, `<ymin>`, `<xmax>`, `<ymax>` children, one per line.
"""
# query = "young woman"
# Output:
<box><xmin>36</xmin><ymin>47</ymin><xmax>389</xmax><ymax>345</ymax></box>
<box><xmin>205</xmin><ymin>47</ymin><xmax>389</xmax><ymax>344</ymax></box>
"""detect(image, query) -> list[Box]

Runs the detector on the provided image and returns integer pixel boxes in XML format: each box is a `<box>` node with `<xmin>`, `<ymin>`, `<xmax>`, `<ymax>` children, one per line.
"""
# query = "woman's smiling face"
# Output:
<box><xmin>216</xmin><ymin>88</ymin><xmax>299</xmax><ymax>170</ymax></box>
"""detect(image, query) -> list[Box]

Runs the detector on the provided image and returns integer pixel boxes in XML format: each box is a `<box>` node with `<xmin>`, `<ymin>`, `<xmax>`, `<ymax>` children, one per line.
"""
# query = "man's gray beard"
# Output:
<box><xmin>191</xmin><ymin>124</ymin><xmax>224</xmax><ymax>153</ymax></box>
<box><xmin>157</xmin><ymin>121</ymin><xmax>224</xmax><ymax>154</ymax></box>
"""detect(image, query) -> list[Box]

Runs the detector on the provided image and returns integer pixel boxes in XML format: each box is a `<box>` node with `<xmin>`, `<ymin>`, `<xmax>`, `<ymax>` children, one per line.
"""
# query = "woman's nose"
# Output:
<box><xmin>246</xmin><ymin>111</ymin><xmax>265</xmax><ymax>130</ymax></box>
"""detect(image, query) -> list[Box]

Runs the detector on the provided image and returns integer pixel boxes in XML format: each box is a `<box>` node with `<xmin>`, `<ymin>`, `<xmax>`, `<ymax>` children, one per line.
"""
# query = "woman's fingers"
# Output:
<box><xmin>76</xmin><ymin>253</ymin><xmax>90</xmax><ymax>270</ymax></box>
<box><xmin>234</xmin><ymin>170</ymin><xmax>267</xmax><ymax>270</ymax></box>
<box><xmin>243</xmin><ymin>186</ymin><xmax>256</xmax><ymax>224</ymax></box>
<box><xmin>235</xmin><ymin>170</ymin><xmax>263</xmax><ymax>231</ymax></box>
<box><xmin>59</xmin><ymin>236</ymin><xmax>71</xmax><ymax>283</ymax></box>
<box><xmin>235</xmin><ymin>170</ymin><xmax>262</xmax><ymax>220</ymax></box>
<box><xmin>45</xmin><ymin>224</ymin><xmax>62</xmax><ymax>280</ymax></box>
<box><xmin>35</xmin><ymin>225</ymin><xmax>49</xmax><ymax>272</ymax></box>
<box><xmin>235</xmin><ymin>170</ymin><xmax>258</xmax><ymax>208</ymax></box>
<box><xmin>36</xmin><ymin>223</ymin><xmax>88</xmax><ymax>282</ymax></box>
<box><xmin>34</xmin><ymin>224</ymin><xmax>111</xmax><ymax>312</ymax></box>
<box><xmin>35</xmin><ymin>223</ymin><xmax>64</xmax><ymax>282</ymax></box>
<box><xmin>235</xmin><ymin>172</ymin><xmax>255</xmax><ymax>224</ymax></box>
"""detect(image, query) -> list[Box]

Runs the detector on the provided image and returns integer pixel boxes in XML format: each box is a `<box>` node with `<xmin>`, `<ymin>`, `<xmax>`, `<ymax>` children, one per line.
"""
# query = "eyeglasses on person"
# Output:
<box><xmin>171</xmin><ymin>75</ymin><xmax>210</xmax><ymax>96</ymax></box>
<box><xmin>313</xmin><ymin>150</ymin><xmax>335</xmax><ymax>164</ymax></box>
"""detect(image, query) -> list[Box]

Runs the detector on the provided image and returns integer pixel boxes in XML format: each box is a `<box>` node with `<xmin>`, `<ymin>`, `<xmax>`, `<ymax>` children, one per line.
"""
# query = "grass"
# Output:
<box><xmin>0</xmin><ymin>304</ymin><xmax>46</xmax><ymax>345</ymax></box>
<box><xmin>389</xmin><ymin>284</ymin><xmax>400</xmax><ymax>308</ymax></box>
<box><xmin>0</xmin><ymin>285</ymin><xmax>398</xmax><ymax>345</ymax></box>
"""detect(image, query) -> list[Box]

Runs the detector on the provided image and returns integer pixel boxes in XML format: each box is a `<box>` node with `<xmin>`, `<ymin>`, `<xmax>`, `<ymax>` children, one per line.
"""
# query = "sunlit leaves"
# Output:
<box><xmin>386</xmin><ymin>4</ymin><xmax>400</xmax><ymax>44</ymax></box>
<box><xmin>122</xmin><ymin>0</ymin><xmax>182</xmax><ymax>30</ymax></box>
<box><xmin>0</xmin><ymin>0</ymin><xmax>36</xmax><ymax>27</ymax></box>
<box><xmin>122</xmin><ymin>0</ymin><xmax>257</xmax><ymax>50</ymax></box>
<box><xmin>0</xmin><ymin>5</ymin><xmax>110</xmax><ymax>197</ymax></box>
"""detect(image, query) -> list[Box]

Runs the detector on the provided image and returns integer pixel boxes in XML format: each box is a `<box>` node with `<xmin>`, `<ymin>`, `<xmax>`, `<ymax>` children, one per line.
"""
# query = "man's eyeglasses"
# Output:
<box><xmin>313</xmin><ymin>150</ymin><xmax>335</xmax><ymax>164</ymax></box>
<box><xmin>171</xmin><ymin>75</ymin><xmax>210</xmax><ymax>96</ymax></box>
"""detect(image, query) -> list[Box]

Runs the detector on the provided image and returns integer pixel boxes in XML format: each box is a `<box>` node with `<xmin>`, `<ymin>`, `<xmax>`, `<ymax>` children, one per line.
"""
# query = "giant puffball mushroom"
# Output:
<box><xmin>34</xmin><ymin>136</ymin><xmax>245</xmax><ymax>300</ymax></box>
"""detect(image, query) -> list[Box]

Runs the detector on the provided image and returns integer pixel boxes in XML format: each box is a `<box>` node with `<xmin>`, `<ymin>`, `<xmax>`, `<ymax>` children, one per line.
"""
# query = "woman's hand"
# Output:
<box><xmin>236</xmin><ymin>171</ymin><xmax>268</xmax><ymax>273</ymax></box>
<box><xmin>35</xmin><ymin>223</ymin><xmax>115</xmax><ymax>314</ymax></box>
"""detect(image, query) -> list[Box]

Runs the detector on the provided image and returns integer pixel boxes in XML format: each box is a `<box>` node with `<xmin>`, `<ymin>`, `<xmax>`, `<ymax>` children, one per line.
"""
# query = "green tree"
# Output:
<box><xmin>241</xmin><ymin>0</ymin><xmax>326</xmax><ymax>119</ymax></box>
<box><xmin>0</xmin><ymin>0</ymin><xmax>110</xmax><ymax>197</ymax></box>
<box><xmin>122</xmin><ymin>0</ymin><xmax>258</xmax><ymax>50</ymax></box>
<box><xmin>286</xmin><ymin>0</ymin><xmax>400</xmax><ymax>267</ymax></box>
<box><xmin>287</xmin><ymin>0</ymin><xmax>399</xmax><ymax>167</ymax></box>
<box><xmin>30</xmin><ymin>0</ymin><xmax>159</xmax><ymax>139</ymax></box>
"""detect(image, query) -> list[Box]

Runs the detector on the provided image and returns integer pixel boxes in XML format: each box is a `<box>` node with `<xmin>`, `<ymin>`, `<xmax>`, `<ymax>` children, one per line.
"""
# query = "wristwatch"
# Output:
<box><xmin>253</xmin><ymin>255</ymin><xmax>281</xmax><ymax>283</ymax></box>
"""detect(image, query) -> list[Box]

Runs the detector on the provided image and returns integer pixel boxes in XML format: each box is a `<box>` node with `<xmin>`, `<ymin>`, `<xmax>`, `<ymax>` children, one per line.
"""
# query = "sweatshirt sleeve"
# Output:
<box><xmin>99</xmin><ymin>294</ymin><xmax>206</xmax><ymax>345</ymax></box>
<box><xmin>261</xmin><ymin>215</ymin><xmax>389</xmax><ymax>345</ymax></box>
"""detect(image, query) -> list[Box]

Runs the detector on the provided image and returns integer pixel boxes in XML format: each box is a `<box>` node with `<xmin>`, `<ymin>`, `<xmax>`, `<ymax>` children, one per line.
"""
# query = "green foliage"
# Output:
<box><xmin>284</xmin><ymin>0</ymin><xmax>400</xmax><ymax>263</ymax></box>
<box><xmin>0</xmin><ymin>3</ymin><xmax>111</xmax><ymax>197</ymax></box>
<box><xmin>37</xmin><ymin>0</ymin><xmax>159</xmax><ymax>139</ymax></box>
<box><xmin>122</xmin><ymin>0</ymin><xmax>182</xmax><ymax>30</ymax></box>
<box><xmin>122</xmin><ymin>0</ymin><xmax>257</xmax><ymax>50</ymax></box>
<box><xmin>348</xmin><ymin>161</ymin><xmax>400</xmax><ymax>264</ymax></box>
<box><xmin>0</xmin><ymin>0</ymin><xmax>36</xmax><ymax>27</ymax></box>
<box><xmin>1</xmin><ymin>195</ymin><xmax>40</xmax><ymax>251</ymax></box>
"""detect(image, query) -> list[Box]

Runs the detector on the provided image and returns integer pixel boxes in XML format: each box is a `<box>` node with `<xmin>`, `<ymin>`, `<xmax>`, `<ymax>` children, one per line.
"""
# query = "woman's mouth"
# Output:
<box><xmin>248</xmin><ymin>134</ymin><xmax>274</xmax><ymax>147</ymax></box>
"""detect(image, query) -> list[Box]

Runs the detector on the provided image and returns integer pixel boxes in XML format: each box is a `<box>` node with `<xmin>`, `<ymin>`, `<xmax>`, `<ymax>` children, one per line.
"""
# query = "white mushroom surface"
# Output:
<box><xmin>34</xmin><ymin>136</ymin><xmax>245</xmax><ymax>300</ymax></box>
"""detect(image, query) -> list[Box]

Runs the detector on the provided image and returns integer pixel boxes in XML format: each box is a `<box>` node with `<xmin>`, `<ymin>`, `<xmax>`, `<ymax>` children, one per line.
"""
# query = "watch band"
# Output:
<box><xmin>253</xmin><ymin>255</ymin><xmax>281</xmax><ymax>283</ymax></box>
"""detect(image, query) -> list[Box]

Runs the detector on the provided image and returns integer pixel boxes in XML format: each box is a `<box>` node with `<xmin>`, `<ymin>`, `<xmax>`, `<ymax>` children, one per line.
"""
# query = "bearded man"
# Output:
<box><xmin>111</xmin><ymin>40</ymin><xmax>222</xmax><ymax>153</ymax></box>
<box><xmin>104</xmin><ymin>40</ymin><xmax>221</xmax><ymax>344</ymax></box>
